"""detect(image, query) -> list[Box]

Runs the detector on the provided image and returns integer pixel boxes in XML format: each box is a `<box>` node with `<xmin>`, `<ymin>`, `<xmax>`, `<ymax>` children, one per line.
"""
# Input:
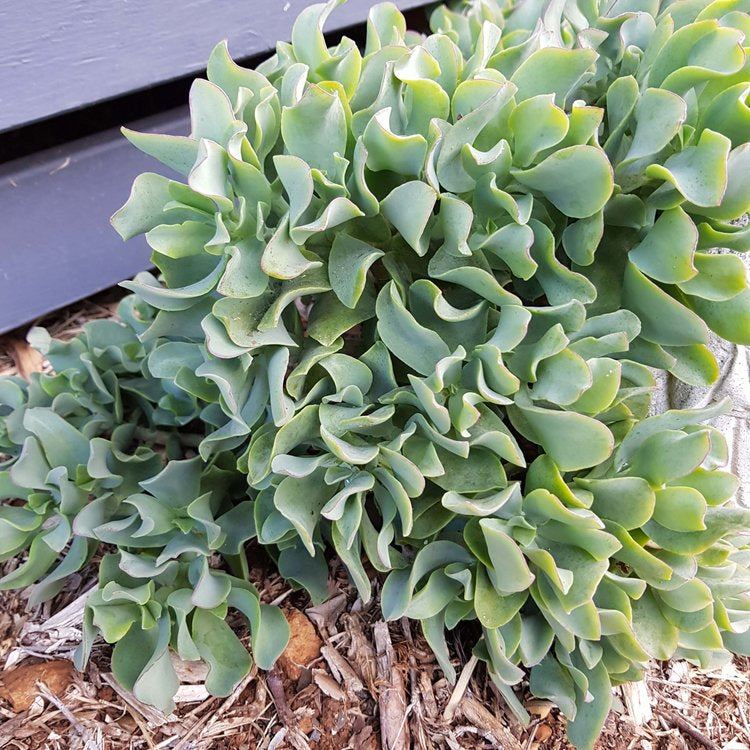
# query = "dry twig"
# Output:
<box><xmin>443</xmin><ymin>654</ymin><xmax>478</xmax><ymax>723</ymax></box>
<box><xmin>36</xmin><ymin>681</ymin><xmax>100</xmax><ymax>750</ymax></box>
<box><xmin>373</xmin><ymin>621</ymin><xmax>410</xmax><ymax>750</ymax></box>
<box><xmin>655</xmin><ymin>708</ymin><xmax>722</xmax><ymax>750</ymax></box>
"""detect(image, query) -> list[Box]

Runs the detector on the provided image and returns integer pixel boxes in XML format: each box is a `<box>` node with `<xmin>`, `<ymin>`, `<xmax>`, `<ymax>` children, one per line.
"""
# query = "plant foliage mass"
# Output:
<box><xmin>2</xmin><ymin>0</ymin><xmax>750</xmax><ymax>746</ymax></box>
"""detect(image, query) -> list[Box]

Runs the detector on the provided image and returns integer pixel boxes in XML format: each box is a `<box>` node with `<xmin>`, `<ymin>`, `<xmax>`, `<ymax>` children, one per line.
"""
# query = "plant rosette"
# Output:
<box><xmin>2</xmin><ymin>0</ymin><xmax>750</xmax><ymax>746</ymax></box>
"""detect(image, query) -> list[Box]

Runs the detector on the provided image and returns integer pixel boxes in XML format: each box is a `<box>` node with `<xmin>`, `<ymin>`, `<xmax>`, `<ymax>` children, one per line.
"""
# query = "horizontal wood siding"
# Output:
<box><xmin>0</xmin><ymin>0</ymin><xmax>431</xmax><ymax>132</ymax></box>
<box><xmin>0</xmin><ymin>110</ymin><xmax>186</xmax><ymax>333</ymax></box>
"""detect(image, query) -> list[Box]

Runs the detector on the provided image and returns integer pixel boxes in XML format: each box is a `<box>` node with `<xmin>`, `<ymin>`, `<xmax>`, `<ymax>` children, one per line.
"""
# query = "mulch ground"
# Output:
<box><xmin>1</xmin><ymin>293</ymin><xmax>749</xmax><ymax>750</ymax></box>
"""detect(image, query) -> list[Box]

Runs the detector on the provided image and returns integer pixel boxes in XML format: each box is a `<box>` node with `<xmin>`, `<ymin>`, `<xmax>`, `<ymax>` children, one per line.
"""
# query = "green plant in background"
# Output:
<box><xmin>0</xmin><ymin>303</ymin><xmax>289</xmax><ymax>710</ymax></box>
<box><xmin>2</xmin><ymin>0</ymin><xmax>750</xmax><ymax>745</ymax></box>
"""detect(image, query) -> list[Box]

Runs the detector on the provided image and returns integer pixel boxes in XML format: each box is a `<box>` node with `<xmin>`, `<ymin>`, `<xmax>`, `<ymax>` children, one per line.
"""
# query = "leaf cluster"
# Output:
<box><xmin>2</xmin><ymin>0</ymin><xmax>750</xmax><ymax>745</ymax></box>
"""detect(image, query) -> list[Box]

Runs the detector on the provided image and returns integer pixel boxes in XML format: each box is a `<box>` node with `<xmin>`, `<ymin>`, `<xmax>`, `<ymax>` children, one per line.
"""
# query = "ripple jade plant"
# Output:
<box><xmin>2</xmin><ymin>0</ymin><xmax>750</xmax><ymax>745</ymax></box>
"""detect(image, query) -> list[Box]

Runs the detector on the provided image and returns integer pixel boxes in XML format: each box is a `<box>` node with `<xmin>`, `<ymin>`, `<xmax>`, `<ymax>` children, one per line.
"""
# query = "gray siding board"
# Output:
<box><xmin>0</xmin><ymin>0</ymin><xmax>431</xmax><ymax>132</ymax></box>
<box><xmin>0</xmin><ymin>109</ymin><xmax>187</xmax><ymax>333</ymax></box>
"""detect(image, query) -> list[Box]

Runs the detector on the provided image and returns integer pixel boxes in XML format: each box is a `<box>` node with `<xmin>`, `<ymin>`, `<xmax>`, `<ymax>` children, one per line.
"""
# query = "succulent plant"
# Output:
<box><xmin>2</xmin><ymin>0</ymin><xmax>750</xmax><ymax>745</ymax></box>
<box><xmin>0</xmin><ymin>303</ymin><xmax>288</xmax><ymax>712</ymax></box>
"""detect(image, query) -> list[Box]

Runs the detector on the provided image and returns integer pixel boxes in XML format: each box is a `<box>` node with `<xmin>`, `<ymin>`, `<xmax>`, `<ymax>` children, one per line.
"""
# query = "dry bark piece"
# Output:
<box><xmin>305</xmin><ymin>594</ymin><xmax>347</xmax><ymax>634</ymax></box>
<box><xmin>399</xmin><ymin>618</ymin><xmax>434</xmax><ymax>750</ymax></box>
<box><xmin>312</xmin><ymin>670</ymin><xmax>347</xmax><ymax>702</ymax></box>
<box><xmin>417</xmin><ymin>671</ymin><xmax>439</xmax><ymax>719</ymax></box>
<box><xmin>0</xmin><ymin>712</ymin><xmax>35</xmax><ymax>747</ymax></box>
<box><xmin>458</xmin><ymin>695</ymin><xmax>523</xmax><ymax>750</ymax></box>
<box><xmin>320</xmin><ymin>645</ymin><xmax>364</xmax><ymax>696</ymax></box>
<box><xmin>170</xmin><ymin>653</ymin><xmax>209</xmax><ymax>684</ymax></box>
<box><xmin>174</xmin><ymin>684</ymin><xmax>210</xmax><ymax>704</ymax></box>
<box><xmin>267</xmin><ymin>666</ymin><xmax>294</xmax><ymax>725</ymax></box>
<box><xmin>373</xmin><ymin>621</ymin><xmax>410</xmax><ymax>750</ymax></box>
<box><xmin>349</xmin><ymin>723</ymin><xmax>378</xmax><ymax>750</ymax></box>
<box><xmin>278</xmin><ymin>609</ymin><xmax>323</xmax><ymax>682</ymax></box>
<box><xmin>7</xmin><ymin>339</ymin><xmax>43</xmax><ymax>381</ymax></box>
<box><xmin>621</xmin><ymin>680</ymin><xmax>653</xmax><ymax>725</ymax></box>
<box><xmin>0</xmin><ymin>659</ymin><xmax>75</xmax><ymax>712</ymax></box>
<box><xmin>343</xmin><ymin>613</ymin><xmax>378</xmax><ymax>696</ymax></box>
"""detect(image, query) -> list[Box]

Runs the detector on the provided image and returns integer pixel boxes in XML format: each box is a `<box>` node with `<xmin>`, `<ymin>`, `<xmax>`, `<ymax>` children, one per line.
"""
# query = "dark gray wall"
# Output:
<box><xmin>0</xmin><ymin>0</ymin><xmax>431</xmax><ymax>132</ymax></box>
<box><xmin>0</xmin><ymin>110</ymin><xmax>186</xmax><ymax>333</ymax></box>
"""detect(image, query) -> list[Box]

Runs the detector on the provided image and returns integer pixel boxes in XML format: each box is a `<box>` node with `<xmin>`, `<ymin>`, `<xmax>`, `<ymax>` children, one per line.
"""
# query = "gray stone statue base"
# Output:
<box><xmin>651</xmin><ymin>244</ymin><xmax>750</xmax><ymax>507</ymax></box>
